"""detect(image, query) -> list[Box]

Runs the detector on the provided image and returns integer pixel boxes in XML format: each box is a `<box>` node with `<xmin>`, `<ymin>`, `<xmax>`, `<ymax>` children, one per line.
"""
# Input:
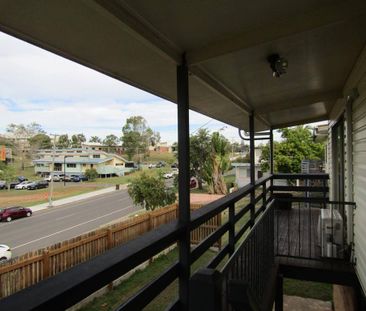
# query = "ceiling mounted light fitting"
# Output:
<box><xmin>267</xmin><ymin>53</ymin><xmax>288</xmax><ymax>78</ymax></box>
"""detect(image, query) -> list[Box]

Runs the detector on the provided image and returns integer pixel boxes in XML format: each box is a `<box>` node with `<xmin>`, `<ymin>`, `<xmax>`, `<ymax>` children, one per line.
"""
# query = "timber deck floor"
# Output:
<box><xmin>274</xmin><ymin>204</ymin><xmax>355</xmax><ymax>283</ymax></box>
<box><xmin>274</xmin><ymin>203</ymin><xmax>321</xmax><ymax>259</ymax></box>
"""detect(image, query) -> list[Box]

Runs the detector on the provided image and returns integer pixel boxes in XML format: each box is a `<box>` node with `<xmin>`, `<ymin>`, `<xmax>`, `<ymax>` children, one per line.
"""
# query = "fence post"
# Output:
<box><xmin>229</xmin><ymin>203</ymin><xmax>235</xmax><ymax>255</ymax></box>
<box><xmin>107</xmin><ymin>228</ymin><xmax>113</xmax><ymax>249</ymax></box>
<box><xmin>42</xmin><ymin>250</ymin><xmax>50</xmax><ymax>279</ymax></box>
<box><xmin>218</xmin><ymin>210</ymin><xmax>222</xmax><ymax>250</ymax></box>
<box><xmin>148</xmin><ymin>214</ymin><xmax>154</xmax><ymax>264</ymax></box>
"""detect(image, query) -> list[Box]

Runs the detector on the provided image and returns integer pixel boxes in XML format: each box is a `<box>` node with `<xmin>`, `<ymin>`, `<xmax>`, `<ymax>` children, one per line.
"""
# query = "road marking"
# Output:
<box><xmin>12</xmin><ymin>205</ymin><xmax>133</xmax><ymax>250</ymax></box>
<box><xmin>54</xmin><ymin>213</ymin><xmax>76</xmax><ymax>221</ymax></box>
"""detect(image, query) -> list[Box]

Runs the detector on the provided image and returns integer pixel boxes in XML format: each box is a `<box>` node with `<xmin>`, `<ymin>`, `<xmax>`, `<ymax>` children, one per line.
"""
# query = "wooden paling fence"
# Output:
<box><xmin>0</xmin><ymin>203</ymin><xmax>221</xmax><ymax>299</ymax></box>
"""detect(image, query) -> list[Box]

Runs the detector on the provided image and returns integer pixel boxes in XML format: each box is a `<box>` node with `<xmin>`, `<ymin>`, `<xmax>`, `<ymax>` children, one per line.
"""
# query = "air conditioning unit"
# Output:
<box><xmin>318</xmin><ymin>209</ymin><xmax>343</xmax><ymax>258</ymax></box>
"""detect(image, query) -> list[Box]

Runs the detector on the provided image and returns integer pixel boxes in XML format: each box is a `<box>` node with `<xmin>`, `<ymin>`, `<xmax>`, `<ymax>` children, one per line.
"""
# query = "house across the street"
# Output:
<box><xmin>33</xmin><ymin>148</ymin><xmax>134</xmax><ymax>178</ymax></box>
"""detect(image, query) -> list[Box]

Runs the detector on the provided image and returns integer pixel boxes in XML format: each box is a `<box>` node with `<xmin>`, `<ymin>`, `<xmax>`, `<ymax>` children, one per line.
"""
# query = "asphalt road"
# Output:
<box><xmin>0</xmin><ymin>190</ymin><xmax>140</xmax><ymax>257</ymax></box>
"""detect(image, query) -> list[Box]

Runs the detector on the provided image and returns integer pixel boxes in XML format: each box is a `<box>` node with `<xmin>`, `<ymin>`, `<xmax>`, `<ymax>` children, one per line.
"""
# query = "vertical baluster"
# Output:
<box><xmin>229</xmin><ymin>203</ymin><xmax>235</xmax><ymax>256</ymax></box>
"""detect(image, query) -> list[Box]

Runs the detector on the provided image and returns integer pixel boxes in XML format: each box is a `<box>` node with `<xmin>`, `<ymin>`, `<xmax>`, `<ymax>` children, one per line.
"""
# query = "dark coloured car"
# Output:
<box><xmin>0</xmin><ymin>181</ymin><xmax>6</xmax><ymax>190</ymax></box>
<box><xmin>26</xmin><ymin>180</ymin><xmax>49</xmax><ymax>190</ymax></box>
<box><xmin>17</xmin><ymin>176</ymin><xmax>27</xmax><ymax>183</ymax></box>
<box><xmin>71</xmin><ymin>175</ymin><xmax>81</xmax><ymax>182</ymax></box>
<box><xmin>0</xmin><ymin>206</ymin><xmax>32</xmax><ymax>222</ymax></box>
<box><xmin>9</xmin><ymin>181</ymin><xmax>20</xmax><ymax>189</ymax></box>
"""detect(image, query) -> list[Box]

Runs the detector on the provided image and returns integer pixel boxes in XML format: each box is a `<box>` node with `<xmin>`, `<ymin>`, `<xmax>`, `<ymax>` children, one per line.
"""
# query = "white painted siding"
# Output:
<box><xmin>350</xmin><ymin>59</ymin><xmax>366</xmax><ymax>294</ymax></box>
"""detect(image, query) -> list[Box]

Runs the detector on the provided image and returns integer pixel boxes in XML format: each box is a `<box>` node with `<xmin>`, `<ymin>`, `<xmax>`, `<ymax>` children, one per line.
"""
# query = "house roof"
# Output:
<box><xmin>1</xmin><ymin>1</ymin><xmax>366</xmax><ymax>131</ymax></box>
<box><xmin>33</xmin><ymin>157</ymin><xmax>114</xmax><ymax>165</ymax></box>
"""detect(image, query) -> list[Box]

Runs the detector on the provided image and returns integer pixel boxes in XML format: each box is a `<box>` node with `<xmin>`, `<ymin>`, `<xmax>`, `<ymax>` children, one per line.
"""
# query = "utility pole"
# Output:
<box><xmin>48</xmin><ymin>134</ymin><xmax>57</xmax><ymax>207</ymax></box>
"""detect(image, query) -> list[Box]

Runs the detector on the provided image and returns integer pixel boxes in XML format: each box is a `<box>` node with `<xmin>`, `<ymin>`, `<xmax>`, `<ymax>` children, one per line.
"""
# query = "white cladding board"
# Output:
<box><xmin>352</xmin><ymin>64</ymin><xmax>366</xmax><ymax>294</ymax></box>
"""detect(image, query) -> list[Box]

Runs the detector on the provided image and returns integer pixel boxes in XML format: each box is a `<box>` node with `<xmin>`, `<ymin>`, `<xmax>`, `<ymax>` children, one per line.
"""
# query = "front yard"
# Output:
<box><xmin>0</xmin><ymin>183</ymin><xmax>106</xmax><ymax>208</ymax></box>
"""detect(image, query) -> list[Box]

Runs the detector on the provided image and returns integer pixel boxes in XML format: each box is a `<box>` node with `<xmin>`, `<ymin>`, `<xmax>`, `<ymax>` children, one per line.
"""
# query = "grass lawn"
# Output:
<box><xmin>0</xmin><ymin>184</ymin><xmax>106</xmax><ymax>208</ymax></box>
<box><xmin>145</xmin><ymin>151</ymin><xmax>176</xmax><ymax>164</ymax></box>
<box><xmin>284</xmin><ymin>278</ymin><xmax>332</xmax><ymax>301</ymax></box>
<box><xmin>79</xmin><ymin>248</ymin><xmax>216</xmax><ymax>311</ymax></box>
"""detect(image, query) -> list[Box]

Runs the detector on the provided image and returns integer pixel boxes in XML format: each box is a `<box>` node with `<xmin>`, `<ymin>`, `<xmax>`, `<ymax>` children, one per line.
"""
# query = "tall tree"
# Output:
<box><xmin>89</xmin><ymin>136</ymin><xmax>102</xmax><ymax>143</ymax></box>
<box><xmin>202</xmin><ymin>132</ymin><xmax>231</xmax><ymax>195</ymax></box>
<box><xmin>6</xmin><ymin>122</ymin><xmax>45</xmax><ymax>170</ymax></box>
<box><xmin>103</xmin><ymin>134</ymin><xmax>120</xmax><ymax>153</ymax></box>
<box><xmin>6</xmin><ymin>122</ymin><xmax>45</xmax><ymax>138</ymax></box>
<box><xmin>71</xmin><ymin>134</ymin><xmax>86</xmax><ymax>148</ymax></box>
<box><xmin>260</xmin><ymin>126</ymin><xmax>325</xmax><ymax>173</ymax></box>
<box><xmin>29</xmin><ymin>133</ymin><xmax>52</xmax><ymax>151</ymax></box>
<box><xmin>190</xmin><ymin>128</ymin><xmax>211</xmax><ymax>190</ymax></box>
<box><xmin>121</xmin><ymin>116</ymin><xmax>154</xmax><ymax>160</ymax></box>
<box><xmin>57</xmin><ymin>134</ymin><xmax>70</xmax><ymax>148</ymax></box>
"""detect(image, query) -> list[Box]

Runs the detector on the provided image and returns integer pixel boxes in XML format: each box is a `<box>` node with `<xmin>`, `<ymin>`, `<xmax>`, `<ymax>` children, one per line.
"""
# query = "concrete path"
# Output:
<box><xmin>284</xmin><ymin>295</ymin><xmax>332</xmax><ymax>311</ymax></box>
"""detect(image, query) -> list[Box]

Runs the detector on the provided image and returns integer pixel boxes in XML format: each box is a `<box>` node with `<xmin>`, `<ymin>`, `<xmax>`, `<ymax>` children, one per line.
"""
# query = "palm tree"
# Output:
<box><xmin>203</xmin><ymin>132</ymin><xmax>230</xmax><ymax>194</ymax></box>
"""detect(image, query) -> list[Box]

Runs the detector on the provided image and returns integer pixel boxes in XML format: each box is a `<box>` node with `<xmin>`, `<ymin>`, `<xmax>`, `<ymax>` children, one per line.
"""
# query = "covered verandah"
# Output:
<box><xmin>0</xmin><ymin>1</ymin><xmax>366</xmax><ymax>310</ymax></box>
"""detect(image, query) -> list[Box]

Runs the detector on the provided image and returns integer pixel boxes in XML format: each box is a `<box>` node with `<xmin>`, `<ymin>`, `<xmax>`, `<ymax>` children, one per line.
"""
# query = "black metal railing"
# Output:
<box><xmin>1</xmin><ymin>173</ymin><xmax>353</xmax><ymax>311</ymax></box>
<box><xmin>221</xmin><ymin>201</ymin><xmax>275</xmax><ymax>310</ymax></box>
<box><xmin>0</xmin><ymin>175</ymin><xmax>273</xmax><ymax>311</ymax></box>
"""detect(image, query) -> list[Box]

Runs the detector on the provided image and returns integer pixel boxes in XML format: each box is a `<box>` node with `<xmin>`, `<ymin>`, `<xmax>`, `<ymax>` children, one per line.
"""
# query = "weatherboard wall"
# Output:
<box><xmin>347</xmin><ymin>46</ymin><xmax>366</xmax><ymax>294</ymax></box>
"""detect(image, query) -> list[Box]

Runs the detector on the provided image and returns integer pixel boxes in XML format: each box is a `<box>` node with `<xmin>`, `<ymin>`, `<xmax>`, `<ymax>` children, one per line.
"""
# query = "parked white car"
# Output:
<box><xmin>44</xmin><ymin>175</ymin><xmax>61</xmax><ymax>182</ymax></box>
<box><xmin>0</xmin><ymin>244</ymin><xmax>12</xmax><ymax>263</ymax></box>
<box><xmin>14</xmin><ymin>181</ymin><xmax>33</xmax><ymax>190</ymax></box>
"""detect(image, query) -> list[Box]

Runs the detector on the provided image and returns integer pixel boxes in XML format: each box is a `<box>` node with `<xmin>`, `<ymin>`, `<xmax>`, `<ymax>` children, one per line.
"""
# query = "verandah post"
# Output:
<box><xmin>249</xmin><ymin>113</ymin><xmax>255</xmax><ymax>227</ymax></box>
<box><xmin>177</xmin><ymin>55</ymin><xmax>191</xmax><ymax>310</ymax></box>
<box><xmin>270</xmin><ymin>127</ymin><xmax>274</xmax><ymax>197</ymax></box>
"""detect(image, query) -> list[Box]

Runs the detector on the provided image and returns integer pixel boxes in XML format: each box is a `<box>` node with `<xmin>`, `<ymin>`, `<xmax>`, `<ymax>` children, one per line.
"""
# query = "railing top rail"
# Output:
<box><xmin>273</xmin><ymin>173</ymin><xmax>329</xmax><ymax>180</ymax></box>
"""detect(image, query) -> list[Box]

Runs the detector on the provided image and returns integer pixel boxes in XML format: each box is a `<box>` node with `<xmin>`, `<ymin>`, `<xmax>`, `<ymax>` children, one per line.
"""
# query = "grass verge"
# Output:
<box><xmin>284</xmin><ymin>278</ymin><xmax>332</xmax><ymax>301</ymax></box>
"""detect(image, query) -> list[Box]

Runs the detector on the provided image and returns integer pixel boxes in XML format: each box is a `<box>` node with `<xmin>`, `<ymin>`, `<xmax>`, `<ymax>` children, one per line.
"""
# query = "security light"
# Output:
<box><xmin>267</xmin><ymin>53</ymin><xmax>288</xmax><ymax>78</ymax></box>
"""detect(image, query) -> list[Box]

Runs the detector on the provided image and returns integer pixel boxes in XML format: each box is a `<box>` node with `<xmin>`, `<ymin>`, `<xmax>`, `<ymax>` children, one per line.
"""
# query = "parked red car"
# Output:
<box><xmin>0</xmin><ymin>206</ymin><xmax>32</xmax><ymax>222</ymax></box>
<box><xmin>190</xmin><ymin>178</ymin><xmax>197</xmax><ymax>189</ymax></box>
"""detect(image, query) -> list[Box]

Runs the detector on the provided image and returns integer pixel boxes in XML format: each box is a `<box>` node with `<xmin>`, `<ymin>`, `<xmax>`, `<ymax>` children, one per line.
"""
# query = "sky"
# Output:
<box><xmin>0</xmin><ymin>31</ymin><xmax>247</xmax><ymax>144</ymax></box>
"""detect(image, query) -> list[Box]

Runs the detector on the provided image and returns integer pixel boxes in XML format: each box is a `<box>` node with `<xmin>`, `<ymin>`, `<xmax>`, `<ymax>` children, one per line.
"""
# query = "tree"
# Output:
<box><xmin>260</xmin><ymin>126</ymin><xmax>325</xmax><ymax>173</ymax></box>
<box><xmin>103</xmin><ymin>134</ymin><xmax>119</xmax><ymax>153</ymax></box>
<box><xmin>89</xmin><ymin>136</ymin><xmax>102</xmax><ymax>143</ymax></box>
<box><xmin>121</xmin><ymin>116</ymin><xmax>154</xmax><ymax>160</ymax></box>
<box><xmin>29</xmin><ymin>133</ymin><xmax>52</xmax><ymax>150</ymax></box>
<box><xmin>190</xmin><ymin>129</ymin><xmax>211</xmax><ymax>190</ymax></box>
<box><xmin>6</xmin><ymin>122</ymin><xmax>45</xmax><ymax>138</ymax></box>
<box><xmin>150</xmin><ymin>131</ymin><xmax>161</xmax><ymax>147</ymax></box>
<box><xmin>6</xmin><ymin>122</ymin><xmax>45</xmax><ymax>170</ymax></box>
<box><xmin>202</xmin><ymin>132</ymin><xmax>231</xmax><ymax>194</ymax></box>
<box><xmin>128</xmin><ymin>172</ymin><xmax>176</xmax><ymax>211</ymax></box>
<box><xmin>71</xmin><ymin>134</ymin><xmax>86</xmax><ymax>148</ymax></box>
<box><xmin>0</xmin><ymin>162</ymin><xmax>16</xmax><ymax>190</ymax></box>
<box><xmin>57</xmin><ymin>134</ymin><xmax>70</xmax><ymax>148</ymax></box>
<box><xmin>85</xmin><ymin>168</ymin><xmax>98</xmax><ymax>181</ymax></box>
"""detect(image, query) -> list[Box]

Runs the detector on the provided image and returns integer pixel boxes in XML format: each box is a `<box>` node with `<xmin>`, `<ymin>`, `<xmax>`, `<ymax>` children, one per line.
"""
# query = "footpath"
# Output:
<box><xmin>30</xmin><ymin>185</ymin><xmax>128</xmax><ymax>212</ymax></box>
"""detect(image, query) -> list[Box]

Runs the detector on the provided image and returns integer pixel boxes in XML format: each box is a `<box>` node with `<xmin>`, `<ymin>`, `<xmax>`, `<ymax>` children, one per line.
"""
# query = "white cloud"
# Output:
<box><xmin>0</xmin><ymin>31</ymin><xmax>242</xmax><ymax>144</ymax></box>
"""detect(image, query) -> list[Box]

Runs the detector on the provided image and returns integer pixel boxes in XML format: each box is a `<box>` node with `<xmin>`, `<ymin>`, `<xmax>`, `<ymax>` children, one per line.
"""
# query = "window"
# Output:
<box><xmin>93</xmin><ymin>154</ymin><xmax>100</xmax><ymax>158</ymax></box>
<box><xmin>67</xmin><ymin>164</ymin><xmax>76</xmax><ymax>168</ymax></box>
<box><xmin>115</xmin><ymin>163</ymin><xmax>124</xmax><ymax>166</ymax></box>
